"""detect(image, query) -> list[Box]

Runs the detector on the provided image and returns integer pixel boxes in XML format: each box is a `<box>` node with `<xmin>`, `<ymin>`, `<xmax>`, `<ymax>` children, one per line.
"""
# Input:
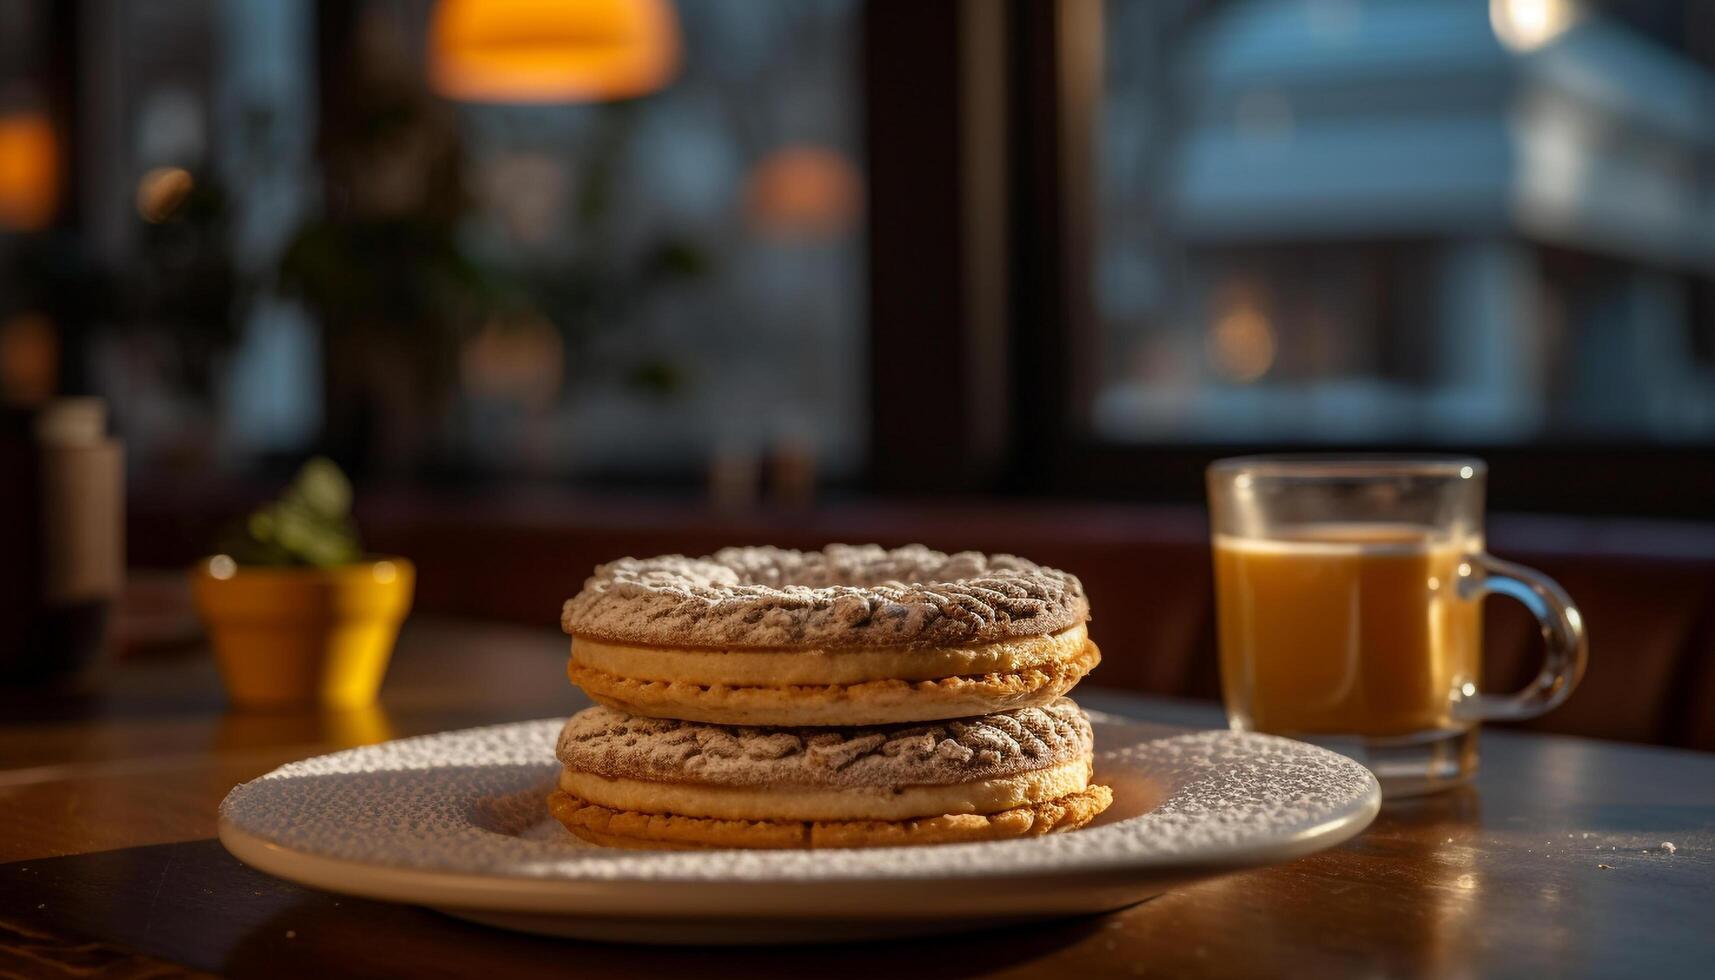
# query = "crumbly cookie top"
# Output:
<box><xmin>555</xmin><ymin>699</ymin><xmax>1094</xmax><ymax>789</ymax></box>
<box><xmin>560</xmin><ymin>544</ymin><xmax>1088</xmax><ymax>649</ymax></box>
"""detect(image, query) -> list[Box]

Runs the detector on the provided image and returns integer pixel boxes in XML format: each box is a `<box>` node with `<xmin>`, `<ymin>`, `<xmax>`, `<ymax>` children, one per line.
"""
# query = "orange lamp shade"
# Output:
<box><xmin>0</xmin><ymin>112</ymin><xmax>60</xmax><ymax>232</ymax></box>
<box><xmin>428</xmin><ymin>0</ymin><xmax>681</xmax><ymax>103</ymax></box>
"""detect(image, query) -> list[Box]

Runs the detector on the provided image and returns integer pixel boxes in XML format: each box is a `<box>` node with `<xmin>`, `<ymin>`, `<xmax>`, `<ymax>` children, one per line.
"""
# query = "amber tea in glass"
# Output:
<box><xmin>1208</xmin><ymin>457</ymin><xmax>1587</xmax><ymax>796</ymax></box>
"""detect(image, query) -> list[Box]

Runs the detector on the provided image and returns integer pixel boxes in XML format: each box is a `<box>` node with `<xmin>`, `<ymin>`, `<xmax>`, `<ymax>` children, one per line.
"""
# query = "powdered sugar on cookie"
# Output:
<box><xmin>560</xmin><ymin>544</ymin><xmax>1089</xmax><ymax>649</ymax></box>
<box><xmin>555</xmin><ymin>700</ymin><xmax>1094</xmax><ymax>789</ymax></box>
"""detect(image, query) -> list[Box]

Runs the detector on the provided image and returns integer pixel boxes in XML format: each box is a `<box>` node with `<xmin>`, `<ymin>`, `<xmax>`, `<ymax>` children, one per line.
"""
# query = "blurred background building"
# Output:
<box><xmin>1098</xmin><ymin>0</ymin><xmax>1715</xmax><ymax>446</ymax></box>
<box><xmin>2</xmin><ymin>0</ymin><xmax>1712</xmax><ymax>511</ymax></box>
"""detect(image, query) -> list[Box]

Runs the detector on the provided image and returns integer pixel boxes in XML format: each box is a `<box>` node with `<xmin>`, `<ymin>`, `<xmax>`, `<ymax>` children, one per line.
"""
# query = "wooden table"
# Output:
<box><xmin>3</xmin><ymin>619</ymin><xmax>1712</xmax><ymax>978</ymax></box>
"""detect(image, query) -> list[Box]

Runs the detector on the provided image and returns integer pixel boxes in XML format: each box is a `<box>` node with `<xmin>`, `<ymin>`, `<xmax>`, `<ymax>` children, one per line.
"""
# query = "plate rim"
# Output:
<box><xmin>215</xmin><ymin>719</ymin><xmax>1380</xmax><ymax>918</ymax></box>
<box><xmin>217</xmin><ymin>799</ymin><xmax>1376</xmax><ymax>918</ymax></box>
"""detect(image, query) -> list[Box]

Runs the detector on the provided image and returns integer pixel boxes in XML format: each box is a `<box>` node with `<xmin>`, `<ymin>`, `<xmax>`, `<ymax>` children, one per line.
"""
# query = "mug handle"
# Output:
<box><xmin>1454</xmin><ymin>554</ymin><xmax>1589</xmax><ymax>722</ymax></box>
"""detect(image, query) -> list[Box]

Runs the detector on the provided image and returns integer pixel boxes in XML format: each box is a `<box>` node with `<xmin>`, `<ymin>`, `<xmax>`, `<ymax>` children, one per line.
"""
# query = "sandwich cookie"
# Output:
<box><xmin>560</xmin><ymin>544</ymin><xmax>1100</xmax><ymax>726</ymax></box>
<box><xmin>547</xmin><ymin>699</ymin><xmax>1112</xmax><ymax>850</ymax></box>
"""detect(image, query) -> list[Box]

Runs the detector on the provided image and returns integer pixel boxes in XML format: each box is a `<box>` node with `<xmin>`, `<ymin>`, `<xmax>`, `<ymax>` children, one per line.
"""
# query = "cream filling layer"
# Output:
<box><xmin>557</xmin><ymin>758</ymin><xmax>1093</xmax><ymax>822</ymax></box>
<box><xmin>569</xmin><ymin>624</ymin><xmax>1088</xmax><ymax>686</ymax></box>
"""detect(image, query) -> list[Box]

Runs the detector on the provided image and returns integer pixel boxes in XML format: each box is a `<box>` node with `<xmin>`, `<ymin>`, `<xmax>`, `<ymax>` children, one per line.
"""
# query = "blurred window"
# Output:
<box><xmin>60</xmin><ymin>0</ymin><xmax>863</xmax><ymax>482</ymax></box>
<box><xmin>447</xmin><ymin>0</ymin><xmax>866</xmax><ymax>479</ymax></box>
<box><xmin>1093</xmin><ymin>0</ymin><xmax>1715</xmax><ymax>446</ymax></box>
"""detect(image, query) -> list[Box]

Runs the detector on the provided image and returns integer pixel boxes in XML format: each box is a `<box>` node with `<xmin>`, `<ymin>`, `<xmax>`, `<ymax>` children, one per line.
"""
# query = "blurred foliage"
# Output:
<box><xmin>125</xmin><ymin>175</ymin><xmax>242</xmax><ymax>399</ymax></box>
<box><xmin>272</xmin><ymin>26</ymin><xmax>516</xmax><ymax>473</ymax></box>
<box><xmin>624</xmin><ymin>357</ymin><xmax>687</xmax><ymax>397</ymax></box>
<box><xmin>220</xmin><ymin>456</ymin><xmax>362</xmax><ymax>567</ymax></box>
<box><xmin>0</xmin><ymin>171</ymin><xmax>232</xmax><ymax>402</ymax></box>
<box><xmin>277</xmin><ymin>214</ymin><xmax>504</xmax><ymax>343</ymax></box>
<box><xmin>0</xmin><ymin>232</ymin><xmax>115</xmax><ymax>326</ymax></box>
<box><xmin>276</xmin><ymin>55</ymin><xmax>502</xmax><ymax>352</ymax></box>
<box><xmin>510</xmin><ymin>104</ymin><xmax>712</xmax><ymax>401</ymax></box>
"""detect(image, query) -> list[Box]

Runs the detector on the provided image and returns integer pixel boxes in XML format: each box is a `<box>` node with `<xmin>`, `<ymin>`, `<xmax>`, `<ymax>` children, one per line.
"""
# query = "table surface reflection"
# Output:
<box><xmin>1</xmin><ymin>617</ymin><xmax>1712</xmax><ymax>978</ymax></box>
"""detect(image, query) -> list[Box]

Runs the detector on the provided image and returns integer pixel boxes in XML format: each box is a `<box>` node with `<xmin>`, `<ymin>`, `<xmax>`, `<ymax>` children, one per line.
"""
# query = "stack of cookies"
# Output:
<box><xmin>548</xmin><ymin>544</ymin><xmax>1112</xmax><ymax>849</ymax></box>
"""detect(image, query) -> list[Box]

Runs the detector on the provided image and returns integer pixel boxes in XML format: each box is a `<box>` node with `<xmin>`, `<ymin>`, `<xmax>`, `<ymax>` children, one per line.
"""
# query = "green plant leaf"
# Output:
<box><xmin>290</xmin><ymin>456</ymin><xmax>353</xmax><ymax>518</ymax></box>
<box><xmin>226</xmin><ymin>457</ymin><xmax>363</xmax><ymax>567</ymax></box>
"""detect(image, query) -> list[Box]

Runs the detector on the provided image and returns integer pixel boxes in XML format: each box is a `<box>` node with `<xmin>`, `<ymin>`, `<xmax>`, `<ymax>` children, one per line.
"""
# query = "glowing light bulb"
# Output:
<box><xmin>1491</xmin><ymin>0</ymin><xmax>1577</xmax><ymax>53</ymax></box>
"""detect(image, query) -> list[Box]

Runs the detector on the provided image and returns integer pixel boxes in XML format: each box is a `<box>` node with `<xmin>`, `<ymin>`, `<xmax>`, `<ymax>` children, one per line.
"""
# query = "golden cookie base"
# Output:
<box><xmin>546</xmin><ymin>784</ymin><xmax>1114</xmax><ymax>850</ymax></box>
<box><xmin>565</xmin><ymin>640</ymin><xmax>1100</xmax><ymax>727</ymax></box>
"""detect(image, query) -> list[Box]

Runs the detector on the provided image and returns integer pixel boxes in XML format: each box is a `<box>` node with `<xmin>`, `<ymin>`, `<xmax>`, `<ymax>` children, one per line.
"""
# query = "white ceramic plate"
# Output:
<box><xmin>218</xmin><ymin>714</ymin><xmax>1379</xmax><ymax>944</ymax></box>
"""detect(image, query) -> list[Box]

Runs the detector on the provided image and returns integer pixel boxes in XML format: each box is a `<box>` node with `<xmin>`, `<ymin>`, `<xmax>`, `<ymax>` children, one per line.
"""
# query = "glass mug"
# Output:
<box><xmin>1207</xmin><ymin>456</ymin><xmax>1587</xmax><ymax>797</ymax></box>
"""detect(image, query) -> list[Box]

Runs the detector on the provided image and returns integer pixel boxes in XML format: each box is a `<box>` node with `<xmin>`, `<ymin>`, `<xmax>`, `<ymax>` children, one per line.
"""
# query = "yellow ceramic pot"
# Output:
<box><xmin>191</xmin><ymin>556</ymin><xmax>414</xmax><ymax>709</ymax></box>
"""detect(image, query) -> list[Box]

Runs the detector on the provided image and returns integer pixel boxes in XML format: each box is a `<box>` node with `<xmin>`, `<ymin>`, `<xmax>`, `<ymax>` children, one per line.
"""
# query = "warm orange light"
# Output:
<box><xmin>0</xmin><ymin>313</ymin><xmax>58</xmax><ymax>405</ymax></box>
<box><xmin>428</xmin><ymin>0</ymin><xmax>680</xmax><ymax>103</ymax></box>
<box><xmin>136</xmin><ymin>166</ymin><xmax>195</xmax><ymax>223</ymax></box>
<box><xmin>460</xmin><ymin>312</ymin><xmax>565</xmax><ymax>409</ymax></box>
<box><xmin>743</xmin><ymin>146</ymin><xmax>862</xmax><ymax>242</ymax></box>
<box><xmin>0</xmin><ymin>113</ymin><xmax>60</xmax><ymax>232</ymax></box>
<box><xmin>1208</xmin><ymin>303</ymin><xmax>1276</xmax><ymax>383</ymax></box>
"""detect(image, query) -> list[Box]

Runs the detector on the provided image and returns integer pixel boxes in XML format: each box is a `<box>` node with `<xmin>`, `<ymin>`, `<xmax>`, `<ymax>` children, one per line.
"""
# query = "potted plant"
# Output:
<box><xmin>190</xmin><ymin>458</ymin><xmax>413</xmax><ymax>708</ymax></box>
